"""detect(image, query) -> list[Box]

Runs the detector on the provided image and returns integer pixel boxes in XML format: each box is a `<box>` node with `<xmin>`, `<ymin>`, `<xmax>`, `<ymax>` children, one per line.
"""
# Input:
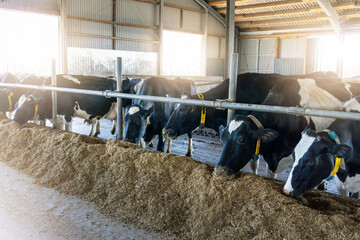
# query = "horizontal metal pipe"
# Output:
<box><xmin>1</xmin><ymin>82</ymin><xmax>360</xmax><ymax>121</ymax></box>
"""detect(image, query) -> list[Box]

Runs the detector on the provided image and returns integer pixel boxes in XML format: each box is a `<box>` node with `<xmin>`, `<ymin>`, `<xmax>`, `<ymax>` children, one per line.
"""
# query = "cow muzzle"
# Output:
<box><xmin>213</xmin><ymin>165</ymin><xmax>233</xmax><ymax>176</ymax></box>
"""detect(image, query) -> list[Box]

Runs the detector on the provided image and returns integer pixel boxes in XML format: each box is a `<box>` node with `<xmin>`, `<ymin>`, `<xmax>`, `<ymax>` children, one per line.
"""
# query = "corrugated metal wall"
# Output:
<box><xmin>239</xmin><ymin>37</ymin><xmax>306</xmax><ymax>75</ymax></box>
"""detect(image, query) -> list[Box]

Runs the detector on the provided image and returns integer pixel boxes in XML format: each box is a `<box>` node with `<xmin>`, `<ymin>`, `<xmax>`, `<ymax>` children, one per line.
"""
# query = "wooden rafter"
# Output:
<box><xmin>240</xmin><ymin>23</ymin><xmax>332</xmax><ymax>32</ymax></box>
<box><xmin>235</xmin><ymin>2</ymin><xmax>360</xmax><ymax>20</ymax></box>
<box><xmin>236</xmin><ymin>11</ymin><xmax>360</xmax><ymax>27</ymax></box>
<box><xmin>208</xmin><ymin>0</ymin><xmax>249</xmax><ymax>6</ymax></box>
<box><xmin>218</xmin><ymin>0</ymin><xmax>316</xmax><ymax>14</ymax></box>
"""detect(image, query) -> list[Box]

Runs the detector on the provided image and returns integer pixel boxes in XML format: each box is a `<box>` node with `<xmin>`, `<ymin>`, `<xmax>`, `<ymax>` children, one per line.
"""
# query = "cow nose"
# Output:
<box><xmin>213</xmin><ymin>165</ymin><xmax>232</xmax><ymax>176</ymax></box>
<box><xmin>283</xmin><ymin>188</ymin><xmax>291</xmax><ymax>196</ymax></box>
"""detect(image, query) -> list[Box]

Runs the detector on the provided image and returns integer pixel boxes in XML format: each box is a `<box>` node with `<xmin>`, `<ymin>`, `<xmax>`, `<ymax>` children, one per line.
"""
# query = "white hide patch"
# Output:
<box><xmin>228</xmin><ymin>120</ymin><xmax>243</xmax><ymax>135</ymax></box>
<box><xmin>343</xmin><ymin>98</ymin><xmax>360</xmax><ymax>113</ymax></box>
<box><xmin>343</xmin><ymin>174</ymin><xmax>360</xmax><ymax>193</ymax></box>
<box><xmin>63</xmin><ymin>75</ymin><xmax>81</xmax><ymax>84</ymax></box>
<box><xmin>104</xmin><ymin>102</ymin><xmax>117</xmax><ymax>120</ymax></box>
<box><xmin>283</xmin><ymin>133</ymin><xmax>316</xmax><ymax>192</ymax></box>
<box><xmin>297</xmin><ymin>78</ymin><xmax>343</xmax><ymax>131</ymax></box>
<box><xmin>73</xmin><ymin>102</ymin><xmax>91</xmax><ymax>120</ymax></box>
<box><xmin>128</xmin><ymin>106</ymin><xmax>140</xmax><ymax>115</ymax></box>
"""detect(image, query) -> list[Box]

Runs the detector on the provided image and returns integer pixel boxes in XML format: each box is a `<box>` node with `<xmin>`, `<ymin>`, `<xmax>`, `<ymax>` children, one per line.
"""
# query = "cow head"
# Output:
<box><xmin>123</xmin><ymin>104</ymin><xmax>153</xmax><ymax>144</ymax></box>
<box><xmin>13</xmin><ymin>94</ymin><xmax>42</xmax><ymax>125</ymax></box>
<box><xmin>121</xmin><ymin>77</ymin><xmax>142</xmax><ymax>109</ymax></box>
<box><xmin>283</xmin><ymin>127</ymin><xmax>351</xmax><ymax>198</ymax></box>
<box><xmin>163</xmin><ymin>102</ymin><xmax>200</xmax><ymax>139</ymax></box>
<box><xmin>214</xmin><ymin>115</ymin><xmax>279</xmax><ymax>176</ymax></box>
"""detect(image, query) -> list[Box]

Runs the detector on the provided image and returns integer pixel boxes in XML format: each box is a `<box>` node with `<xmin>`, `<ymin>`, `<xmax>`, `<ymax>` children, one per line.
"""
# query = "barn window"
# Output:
<box><xmin>314</xmin><ymin>35</ymin><xmax>339</xmax><ymax>74</ymax></box>
<box><xmin>0</xmin><ymin>9</ymin><xmax>58</xmax><ymax>75</ymax></box>
<box><xmin>342</xmin><ymin>34</ymin><xmax>360</xmax><ymax>78</ymax></box>
<box><xmin>162</xmin><ymin>30</ymin><xmax>203</xmax><ymax>76</ymax></box>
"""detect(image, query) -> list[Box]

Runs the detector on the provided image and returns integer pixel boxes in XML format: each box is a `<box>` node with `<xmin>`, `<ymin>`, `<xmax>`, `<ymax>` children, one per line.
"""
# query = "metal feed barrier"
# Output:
<box><xmin>1</xmin><ymin>57</ymin><xmax>360</xmax><ymax>141</ymax></box>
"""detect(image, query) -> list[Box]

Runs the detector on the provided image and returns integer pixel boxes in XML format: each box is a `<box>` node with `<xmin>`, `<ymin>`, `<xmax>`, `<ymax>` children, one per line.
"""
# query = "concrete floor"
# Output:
<box><xmin>69</xmin><ymin>117</ymin><xmax>339</xmax><ymax>196</ymax></box>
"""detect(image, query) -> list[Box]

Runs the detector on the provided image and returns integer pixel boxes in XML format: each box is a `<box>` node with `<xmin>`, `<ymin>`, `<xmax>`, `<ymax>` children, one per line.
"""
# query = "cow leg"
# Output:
<box><xmin>166</xmin><ymin>139</ymin><xmax>172</xmax><ymax>153</ymax></box>
<box><xmin>89</xmin><ymin>120</ymin><xmax>95</xmax><ymax>136</ymax></box>
<box><xmin>140</xmin><ymin>138</ymin><xmax>146</xmax><ymax>148</ymax></box>
<box><xmin>335</xmin><ymin>176</ymin><xmax>349</xmax><ymax>197</ymax></box>
<box><xmin>94</xmin><ymin>119</ymin><xmax>100</xmax><ymax>137</ymax></box>
<box><xmin>186</xmin><ymin>132</ymin><xmax>193</xmax><ymax>157</ymax></box>
<box><xmin>316</xmin><ymin>182</ymin><xmax>327</xmax><ymax>191</ymax></box>
<box><xmin>111</xmin><ymin>120</ymin><xmax>116</xmax><ymax>135</ymax></box>
<box><xmin>265</xmin><ymin>163</ymin><xmax>277</xmax><ymax>178</ymax></box>
<box><xmin>250</xmin><ymin>160</ymin><xmax>259</xmax><ymax>175</ymax></box>
<box><xmin>157</xmin><ymin>133</ymin><xmax>165</xmax><ymax>152</ymax></box>
<box><xmin>65</xmin><ymin>121</ymin><xmax>72</xmax><ymax>131</ymax></box>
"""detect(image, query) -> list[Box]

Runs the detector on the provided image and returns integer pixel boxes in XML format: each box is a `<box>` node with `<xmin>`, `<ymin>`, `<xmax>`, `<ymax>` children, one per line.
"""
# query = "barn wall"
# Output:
<box><xmin>239</xmin><ymin>37</ymin><xmax>306</xmax><ymax>75</ymax></box>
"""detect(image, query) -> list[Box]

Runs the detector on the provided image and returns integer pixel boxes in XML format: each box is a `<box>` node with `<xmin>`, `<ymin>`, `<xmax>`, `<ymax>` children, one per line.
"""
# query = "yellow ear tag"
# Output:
<box><xmin>255</xmin><ymin>139</ymin><xmax>261</xmax><ymax>155</ymax></box>
<box><xmin>330</xmin><ymin>157</ymin><xmax>341</xmax><ymax>177</ymax></box>
<box><xmin>145</xmin><ymin>117</ymin><xmax>149</xmax><ymax>127</ymax></box>
<box><xmin>33</xmin><ymin>104</ymin><xmax>39</xmax><ymax>119</ymax></box>
<box><xmin>200</xmin><ymin>108</ymin><xmax>206</xmax><ymax>124</ymax></box>
<box><xmin>8</xmin><ymin>91</ymin><xmax>14</xmax><ymax>111</ymax></box>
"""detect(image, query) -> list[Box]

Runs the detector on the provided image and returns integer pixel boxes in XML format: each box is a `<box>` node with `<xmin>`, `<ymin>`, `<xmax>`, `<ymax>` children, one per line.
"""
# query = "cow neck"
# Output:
<box><xmin>322</xmin><ymin>129</ymin><xmax>346</xmax><ymax>178</ymax></box>
<box><xmin>247</xmin><ymin>114</ymin><xmax>264</xmax><ymax>161</ymax></box>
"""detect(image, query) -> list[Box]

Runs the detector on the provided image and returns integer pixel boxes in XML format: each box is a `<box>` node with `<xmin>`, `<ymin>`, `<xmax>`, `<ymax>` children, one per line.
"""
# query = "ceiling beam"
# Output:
<box><xmin>218</xmin><ymin>0</ymin><xmax>315</xmax><ymax>14</ymax></box>
<box><xmin>236</xmin><ymin>11</ymin><xmax>360</xmax><ymax>27</ymax></box>
<box><xmin>240</xmin><ymin>23</ymin><xmax>332</xmax><ymax>32</ymax></box>
<box><xmin>315</xmin><ymin>0</ymin><xmax>341</xmax><ymax>34</ymax></box>
<box><xmin>235</xmin><ymin>2</ymin><xmax>360</xmax><ymax>20</ymax></box>
<box><xmin>208</xmin><ymin>0</ymin><xmax>249</xmax><ymax>6</ymax></box>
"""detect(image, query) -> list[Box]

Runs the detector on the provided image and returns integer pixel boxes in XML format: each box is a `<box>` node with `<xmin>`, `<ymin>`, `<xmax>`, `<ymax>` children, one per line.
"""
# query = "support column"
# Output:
<box><xmin>116</xmin><ymin>57</ymin><xmax>123</xmax><ymax>140</ymax></box>
<box><xmin>336</xmin><ymin>32</ymin><xmax>345</xmax><ymax>78</ymax></box>
<box><xmin>227</xmin><ymin>53</ymin><xmax>238</xmax><ymax>123</ymax></box>
<box><xmin>60</xmin><ymin>0</ymin><xmax>68</xmax><ymax>74</ymax></box>
<box><xmin>224</xmin><ymin>0</ymin><xmax>235</xmax><ymax>79</ymax></box>
<box><xmin>113</xmin><ymin>0</ymin><xmax>117</xmax><ymax>50</ymax></box>
<box><xmin>158</xmin><ymin>0</ymin><xmax>164</xmax><ymax>75</ymax></box>
<box><xmin>51</xmin><ymin>59</ymin><xmax>57</xmax><ymax>129</ymax></box>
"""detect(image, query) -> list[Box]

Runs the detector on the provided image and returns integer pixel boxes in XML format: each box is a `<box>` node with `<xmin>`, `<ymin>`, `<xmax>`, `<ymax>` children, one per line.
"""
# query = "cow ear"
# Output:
<box><xmin>121</xmin><ymin>78</ymin><xmax>130</xmax><ymax>91</ymax></box>
<box><xmin>130</xmin><ymin>78</ymin><xmax>142</xmax><ymax>90</ymax></box>
<box><xmin>332</xmin><ymin>144</ymin><xmax>352</xmax><ymax>158</ymax></box>
<box><xmin>219</xmin><ymin>125</ymin><xmax>228</xmax><ymax>141</ymax></box>
<box><xmin>144</xmin><ymin>106</ymin><xmax>153</xmax><ymax>117</ymax></box>
<box><xmin>256</xmin><ymin>128</ymin><xmax>279</xmax><ymax>143</ymax></box>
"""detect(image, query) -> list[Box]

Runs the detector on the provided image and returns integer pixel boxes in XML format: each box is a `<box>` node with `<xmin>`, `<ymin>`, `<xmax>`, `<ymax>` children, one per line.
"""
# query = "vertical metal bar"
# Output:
<box><xmin>51</xmin><ymin>59</ymin><xmax>57</xmax><ymax>129</ymax></box>
<box><xmin>224</xmin><ymin>0</ymin><xmax>235</xmax><ymax>79</ymax></box>
<box><xmin>302</xmin><ymin>37</ymin><xmax>308</xmax><ymax>74</ymax></box>
<box><xmin>112</xmin><ymin>0</ymin><xmax>117</xmax><ymax>50</ymax></box>
<box><xmin>158</xmin><ymin>0</ymin><xmax>164</xmax><ymax>75</ymax></box>
<box><xmin>60</xmin><ymin>0</ymin><xmax>68</xmax><ymax>74</ymax></box>
<box><xmin>227</xmin><ymin>53</ymin><xmax>238</xmax><ymax>123</ymax></box>
<box><xmin>202</xmin><ymin>9</ymin><xmax>208</xmax><ymax>76</ymax></box>
<box><xmin>336</xmin><ymin>32</ymin><xmax>345</xmax><ymax>78</ymax></box>
<box><xmin>116</xmin><ymin>57</ymin><xmax>123</xmax><ymax>140</ymax></box>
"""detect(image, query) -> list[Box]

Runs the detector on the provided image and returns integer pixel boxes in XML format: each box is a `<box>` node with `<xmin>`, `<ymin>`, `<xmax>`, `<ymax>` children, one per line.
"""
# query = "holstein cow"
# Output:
<box><xmin>123</xmin><ymin>77</ymin><xmax>195</xmax><ymax>154</ymax></box>
<box><xmin>283</xmin><ymin>97</ymin><xmax>360</xmax><ymax>199</ymax></box>
<box><xmin>13</xmin><ymin>74</ymin><xmax>117</xmax><ymax>136</ymax></box>
<box><xmin>214</xmin><ymin>77</ymin><xmax>360</xmax><ymax>178</ymax></box>
<box><xmin>163</xmin><ymin>72</ymin><xmax>338</xmax><ymax>161</ymax></box>
<box><xmin>104</xmin><ymin>77</ymin><xmax>143</xmax><ymax>135</ymax></box>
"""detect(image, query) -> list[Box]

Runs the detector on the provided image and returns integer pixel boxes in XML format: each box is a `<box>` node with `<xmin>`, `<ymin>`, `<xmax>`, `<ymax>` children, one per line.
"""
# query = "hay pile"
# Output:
<box><xmin>0</xmin><ymin>113</ymin><xmax>358</xmax><ymax>239</ymax></box>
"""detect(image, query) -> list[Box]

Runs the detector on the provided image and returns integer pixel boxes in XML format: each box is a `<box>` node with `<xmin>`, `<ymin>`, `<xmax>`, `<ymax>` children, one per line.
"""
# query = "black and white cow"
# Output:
<box><xmin>163</xmin><ymin>72</ymin><xmax>338</xmax><ymax>162</ymax></box>
<box><xmin>214</xmin><ymin>77</ymin><xmax>360</xmax><ymax>177</ymax></box>
<box><xmin>123</xmin><ymin>77</ymin><xmax>195</xmax><ymax>154</ymax></box>
<box><xmin>13</xmin><ymin>74</ymin><xmax>117</xmax><ymax>135</ymax></box>
<box><xmin>283</xmin><ymin>96</ymin><xmax>360</xmax><ymax>199</ymax></box>
<box><xmin>104</xmin><ymin>77</ymin><xmax>143</xmax><ymax>135</ymax></box>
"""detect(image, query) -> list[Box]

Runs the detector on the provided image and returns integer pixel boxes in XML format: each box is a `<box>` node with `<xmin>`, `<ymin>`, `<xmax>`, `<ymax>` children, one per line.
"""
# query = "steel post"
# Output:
<box><xmin>51</xmin><ymin>59</ymin><xmax>57</xmax><ymax>129</ymax></box>
<box><xmin>225</xmin><ymin>0</ymin><xmax>235</xmax><ymax>79</ymax></box>
<box><xmin>227</xmin><ymin>53</ymin><xmax>238</xmax><ymax>123</ymax></box>
<box><xmin>116</xmin><ymin>57</ymin><xmax>123</xmax><ymax>140</ymax></box>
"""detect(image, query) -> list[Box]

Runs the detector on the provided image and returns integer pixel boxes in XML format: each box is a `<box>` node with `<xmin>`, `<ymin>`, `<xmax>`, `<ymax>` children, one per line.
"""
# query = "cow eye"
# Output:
<box><xmin>236</xmin><ymin>137</ymin><xmax>246</xmax><ymax>144</ymax></box>
<box><xmin>304</xmin><ymin>159</ymin><xmax>315</xmax><ymax>166</ymax></box>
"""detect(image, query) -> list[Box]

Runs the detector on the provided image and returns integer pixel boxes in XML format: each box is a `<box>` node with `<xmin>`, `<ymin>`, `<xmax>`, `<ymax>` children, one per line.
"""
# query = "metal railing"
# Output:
<box><xmin>1</xmin><ymin>57</ymin><xmax>360</xmax><ymax>141</ymax></box>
